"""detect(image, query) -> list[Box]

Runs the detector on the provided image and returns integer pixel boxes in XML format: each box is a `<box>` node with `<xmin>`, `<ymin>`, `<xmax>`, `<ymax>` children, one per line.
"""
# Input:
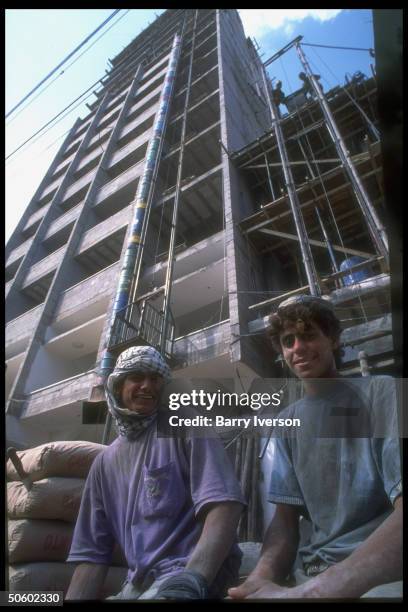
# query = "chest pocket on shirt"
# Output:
<box><xmin>140</xmin><ymin>461</ymin><xmax>186</xmax><ymax>519</ymax></box>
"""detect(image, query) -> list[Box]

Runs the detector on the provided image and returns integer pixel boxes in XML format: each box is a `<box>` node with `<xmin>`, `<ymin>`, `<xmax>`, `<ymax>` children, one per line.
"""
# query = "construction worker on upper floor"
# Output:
<box><xmin>298</xmin><ymin>71</ymin><xmax>323</xmax><ymax>98</ymax></box>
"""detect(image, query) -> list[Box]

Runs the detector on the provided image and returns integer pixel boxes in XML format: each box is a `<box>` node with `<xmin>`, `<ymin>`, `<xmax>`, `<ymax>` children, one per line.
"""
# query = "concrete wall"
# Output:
<box><xmin>6</xmin><ymin>305</ymin><xmax>43</xmax><ymax>356</ymax></box>
<box><xmin>23</xmin><ymin>371</ymin><xmax>96</xmax><ymax>419</ymax></box>
<box><xmin>218</xmin><ymin>10</ymin><xmax>275</xmax><ymax>377</ymax></box>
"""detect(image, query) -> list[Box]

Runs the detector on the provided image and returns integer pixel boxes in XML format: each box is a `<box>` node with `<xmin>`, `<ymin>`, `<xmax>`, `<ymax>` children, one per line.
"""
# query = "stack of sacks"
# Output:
<box><xmin>7</xmin><ymin>441</ymin><xmax>128</xmax><ymax>598</ymax></box>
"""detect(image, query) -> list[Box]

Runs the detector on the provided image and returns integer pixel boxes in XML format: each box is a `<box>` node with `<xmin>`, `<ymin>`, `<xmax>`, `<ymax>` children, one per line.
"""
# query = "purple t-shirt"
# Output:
<box><xmin>67</xmin><ymin>424</ymin><xmax>245</xmax><ymax>586</ymax></box>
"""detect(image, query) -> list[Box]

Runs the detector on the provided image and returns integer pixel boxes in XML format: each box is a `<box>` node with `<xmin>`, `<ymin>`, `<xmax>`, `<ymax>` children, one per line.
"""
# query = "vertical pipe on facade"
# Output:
<box><xmin>128</xmin><ymin>20</ymin><xmax>188</xmax><ymax>307</ymax></box>
<box><xmin>99</xmin><ymin>32</ymin><xmax>183</xmax><ymax>381</ymax></box>
<box><xmin>260</xmin><ymin>65</ymin><xmax>321</xmax><ymax>297</ymax></box>
<box><xmin>160</xmin><ymin>10</ymin><xmax>198</xmax><ymax>355</ymax></box>
<box><xmin>295</xmin><ymin>42</ymin><xmax>388</xmax><ymax>263</ymax></box>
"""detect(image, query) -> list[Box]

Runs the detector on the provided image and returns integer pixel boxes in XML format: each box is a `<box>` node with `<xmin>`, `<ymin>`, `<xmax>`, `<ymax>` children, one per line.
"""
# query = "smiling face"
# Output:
<box><xmin>120</xmin><ymin>372</ymin><xmax>164</xmax><ymax>415</ymax></box>
<box><xmin>280</xmin><ymin>320</ymin><xmax>339</xmax><ymax>380</ymax></box>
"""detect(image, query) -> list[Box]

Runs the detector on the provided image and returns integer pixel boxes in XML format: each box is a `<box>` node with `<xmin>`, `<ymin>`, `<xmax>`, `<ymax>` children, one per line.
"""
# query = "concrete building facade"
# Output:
<box><xmin>6</xmin><ymin>9</ymin><xmax>393</xmax><ymax>459</ymax></box>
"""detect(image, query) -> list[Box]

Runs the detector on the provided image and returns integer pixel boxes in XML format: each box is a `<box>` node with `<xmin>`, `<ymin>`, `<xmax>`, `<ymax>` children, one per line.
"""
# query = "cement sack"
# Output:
<box><xmin>7</xmin><ymin>478</ymin><xmax>84</xmax><ymax>523</ymax></box>
<box><xmin>8</xmin><ymin>519</ymin><xmax>126</xmax><ymax>567</ymax></box>
<box><xmin>8</xmin><ymin>518</ymin><xmax>126</xmax><ymax>566</ymax></box>
<box><xmin>7</xmin><ymin>441</ymin><xmax>106</xmax><ymax>482</ymax></box>
<box><xmin>9</xmin><ymin>563</ymin><xmax>128</xmax><ymax>598</ymax></box>
<box><xmin>8</xmin><ymin>519</ymin><xmax>73</xmax><ymax>564</ymax></box>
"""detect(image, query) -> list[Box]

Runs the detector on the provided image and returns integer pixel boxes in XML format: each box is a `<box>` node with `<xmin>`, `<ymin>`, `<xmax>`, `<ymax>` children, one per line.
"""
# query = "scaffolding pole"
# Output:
<box><xmin>295</xmin><ymin>42</ymin><xmax>388</xmax><ymax>262</ymax></box>
<box><xmin>160</xmin><ymin>10</ymin><xmax>198</xmax><ymax>355</ymax></box>
<box><xmin>314</xmin><ymin>205</ymin><xmax>340</xmax><ymax>276</ymax></box>
<box><xmin>296</xmin><ymin>136</ymin><xmax>340</xmax><ymax>278</ymax></box>
<box><xmin>261</xmin><ymin>64</ymin><xmax>321</xmax><ymax>296</ymax></box>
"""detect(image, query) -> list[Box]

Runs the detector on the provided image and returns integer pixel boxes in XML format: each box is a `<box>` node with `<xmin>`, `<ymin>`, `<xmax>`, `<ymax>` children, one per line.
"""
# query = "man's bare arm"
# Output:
<box><xmin>186</xmin><ymin>501</ymin><xmax>243</xmax><ymax>584</ymax></box>
<box><xmin>303</xmin><ymin>496</ymin><xmax>403</xmax><ymax>598</ymax></box>
<box><xmin>228</xmin><ymin>503</ymin><xmax>300</xmax><ymax>598</ymax></box>
<box><xmin>65</xmin><ymin>563</ymin><xmax>109</xmax><ymax>600</ymax></box>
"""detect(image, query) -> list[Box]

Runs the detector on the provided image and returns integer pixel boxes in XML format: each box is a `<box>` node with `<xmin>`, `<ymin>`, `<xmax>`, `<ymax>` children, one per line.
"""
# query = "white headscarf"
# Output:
<box><xmin>105</xmin><ymin>346</ymin><xmax>171</xmax><ymax>440</ymax></box>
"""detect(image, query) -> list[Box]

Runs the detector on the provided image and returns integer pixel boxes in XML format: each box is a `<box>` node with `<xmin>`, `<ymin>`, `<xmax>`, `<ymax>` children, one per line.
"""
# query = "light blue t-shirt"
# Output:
<box><xmin>67</xmin><ymin>424</ymin><xmax>245</xmax><ymax>589</ymax></box>
<box><xmin>268</xmin><ymin>376</ymin><xmax>402</xmax><ymax>566</ymax></box>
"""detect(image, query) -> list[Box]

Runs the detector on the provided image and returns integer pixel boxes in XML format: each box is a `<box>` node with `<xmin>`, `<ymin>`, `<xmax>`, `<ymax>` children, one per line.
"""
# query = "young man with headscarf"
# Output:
<box><xmin>229</xmin><ymin>295</ymin><xmax>402</xmax><ymax>600</ymax></box>
<box><xmin>66</xmin><ymin>345</ymin><xmax>245</xmax><ymax>600</ymax></box>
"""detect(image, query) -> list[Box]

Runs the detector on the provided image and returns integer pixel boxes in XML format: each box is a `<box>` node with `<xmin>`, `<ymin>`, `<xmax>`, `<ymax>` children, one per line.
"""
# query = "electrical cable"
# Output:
<box><xmin>307</xmin><ymin>44</ymin><xmax>380</xmax><ymax>141</ymax></box>
<box><xmin>6</xmin><ymin>9</ymin><xmax>121</xmax><ymax>118</ymax></box>
<box><xmin>5</xmin><ymin>90</ymin><xmax>96</xmax><ymax>173</ymax></box>
<box><xmin>6</xmin><ymin>80</ymin><xmax>102</xmax><ymax>161</ymax></box>
<box><xmin>6</xmin><ymin>9</ymin><xmax>131</xmax><ymax>127</ymax></box>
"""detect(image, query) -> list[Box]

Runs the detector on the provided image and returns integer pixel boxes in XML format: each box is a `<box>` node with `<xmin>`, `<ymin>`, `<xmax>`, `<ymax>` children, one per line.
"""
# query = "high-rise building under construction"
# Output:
<box><xmin>6</xmin><ymin>8</ymin><xmax>394</xmax><ymax>464</ymax></box>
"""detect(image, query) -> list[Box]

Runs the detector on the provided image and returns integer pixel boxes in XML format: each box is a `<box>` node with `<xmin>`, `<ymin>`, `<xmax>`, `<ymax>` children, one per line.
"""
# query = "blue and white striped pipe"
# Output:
<box><xmin>99</xmin><ymin>34</ymin><xmax>181</xmax><ymax>378</ymax></box>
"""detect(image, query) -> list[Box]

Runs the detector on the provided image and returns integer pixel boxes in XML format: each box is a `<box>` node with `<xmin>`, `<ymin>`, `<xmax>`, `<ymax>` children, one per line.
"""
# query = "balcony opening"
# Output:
<box><xmin>72</xmin><ymin>153</ymin><xmax>101</xmax><ymax>182</ymax></box>
<box><xmin>118</xmin><ymin>113</ymin><xmax>155</xmax><ymax>148</ymax></box>
<box><xmin>127</xmin><ymin>92</ymin><xmax>161</xmax><ymax>125</ymax></box>
<box><xmin>175</xmin><ymin>298</ymin><xmax>229</xmax><ymax>338</ymax></box>
<box><xmin>21</xmin><ymin>271</ymin><xmax>55</xmax><ymax>305</ymax></box>
<box><xmin>5</xmin><ymin>352</ymin><xmax>25</xmax><ymax>401</ymax></box>
<box><xmin>98</xmin><ymin>108</ymin><xmax>120</xmax><ymax>133</ymax></box>
<box><xmin>42</xmin><ymin>223</ymin><xmax>73</xmax><ymax>255</ymax></box>
<box><xmin>25</xmin><ymin>343</ymin><xmax>98</xmax><ymax>394</ymax></box>
<box><xmin>74</xmin><ymin>228</ymin><xmax>126</xmax><ymax>279</ymax></box>
<box><xmin>144</xmin><ymin>169</ymin><xmax>223</xmax><ymax>268</ymax></box>
<box><xmin>59</xmin><ymin>185</ymin><xmax>89</xmax><ymax>213</ymax></box>
<box><xmin>106</xmin><ymin>141</ymin><xmax>149</xmax><ymax>180</ymax></box>
<box><xmin>6</xmin><ymin>257</ymin><xmax>23</xmax><ymax>282</ymax></box>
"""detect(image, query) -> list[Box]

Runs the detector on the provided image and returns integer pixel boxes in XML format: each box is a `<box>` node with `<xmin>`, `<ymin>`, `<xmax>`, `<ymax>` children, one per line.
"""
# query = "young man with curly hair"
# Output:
<box><xmin>229</xmin><ymin>295</ymin><xmax>402</xmax><ymax>600</ymax></box>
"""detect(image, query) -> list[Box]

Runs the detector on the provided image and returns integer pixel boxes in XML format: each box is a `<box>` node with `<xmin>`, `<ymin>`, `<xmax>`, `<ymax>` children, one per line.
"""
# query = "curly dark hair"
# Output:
<box><xmin>268</xmin><ymin>300</ymin><xmax>344</xmax><ymax>367</ymax></box>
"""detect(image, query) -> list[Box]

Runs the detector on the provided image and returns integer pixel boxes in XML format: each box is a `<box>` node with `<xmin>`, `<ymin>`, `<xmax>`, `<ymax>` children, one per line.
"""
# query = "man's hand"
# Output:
<box><xmin>228</xmin><ymin>503</ymin><xmax>300</xmax><ymax>599</ymax></box>
<box><xmin>228</xmin><ymin>575</ymin><xmax>276</xmax><ymax>599</ymax></box>
<box><xmin>229</xmin><ymin>579</ymin><xmax>308</xmax><ymax>600</ymax></box>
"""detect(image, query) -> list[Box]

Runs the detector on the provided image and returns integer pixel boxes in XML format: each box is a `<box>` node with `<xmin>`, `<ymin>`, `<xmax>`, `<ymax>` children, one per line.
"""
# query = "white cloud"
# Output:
<box><xmin>238</xmin><ymin>9</ymin><xmax>343</xmax><ymax>39</ymax></box>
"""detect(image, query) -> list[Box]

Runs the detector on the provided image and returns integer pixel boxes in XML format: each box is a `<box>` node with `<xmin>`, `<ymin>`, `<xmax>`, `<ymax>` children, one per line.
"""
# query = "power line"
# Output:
<box><xmin>6</xmin><ymin>9</ymin><xmax>121</xmax><ymax>119</ymax></box>
<box><xmin>6</xmin><ymin>9</ymin><xmax>131</xmax><ymax>127</ymax></box>
<box><xmin>6</xmin><ymin>90</ymin><xmax>96</xmax><ymax>169</ymax></box>
<box><xmin>6</xmin><ymin>78</ymin><xmax>102</xmax><ymax>161</ymax></box>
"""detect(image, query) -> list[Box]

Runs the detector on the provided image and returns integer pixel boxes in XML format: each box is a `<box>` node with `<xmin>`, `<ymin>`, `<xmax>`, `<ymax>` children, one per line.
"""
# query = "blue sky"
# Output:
<box><xmin>5</xmin><ymin>9</ymin><xmax>375</xmax><ymax>242</ymax></box>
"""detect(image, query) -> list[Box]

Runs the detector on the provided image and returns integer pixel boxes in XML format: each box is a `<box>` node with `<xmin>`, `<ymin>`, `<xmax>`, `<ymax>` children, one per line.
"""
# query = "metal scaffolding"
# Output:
<box><xmin>260</xmin><ymin>62</ymin><xmax>321</xmax><ymax>297</ymax></box>
<box><xmin>295</xmin><ymin>41</ymin><xmax>389</xmax><ymax>262</ymax></box>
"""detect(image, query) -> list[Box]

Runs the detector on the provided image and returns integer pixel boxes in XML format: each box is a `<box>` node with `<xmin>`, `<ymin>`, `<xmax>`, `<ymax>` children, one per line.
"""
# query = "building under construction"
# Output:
<box><xmin>6</xmin><ymin>7</ymin><xmax>395</xmax><ymax>497</ymax></box>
